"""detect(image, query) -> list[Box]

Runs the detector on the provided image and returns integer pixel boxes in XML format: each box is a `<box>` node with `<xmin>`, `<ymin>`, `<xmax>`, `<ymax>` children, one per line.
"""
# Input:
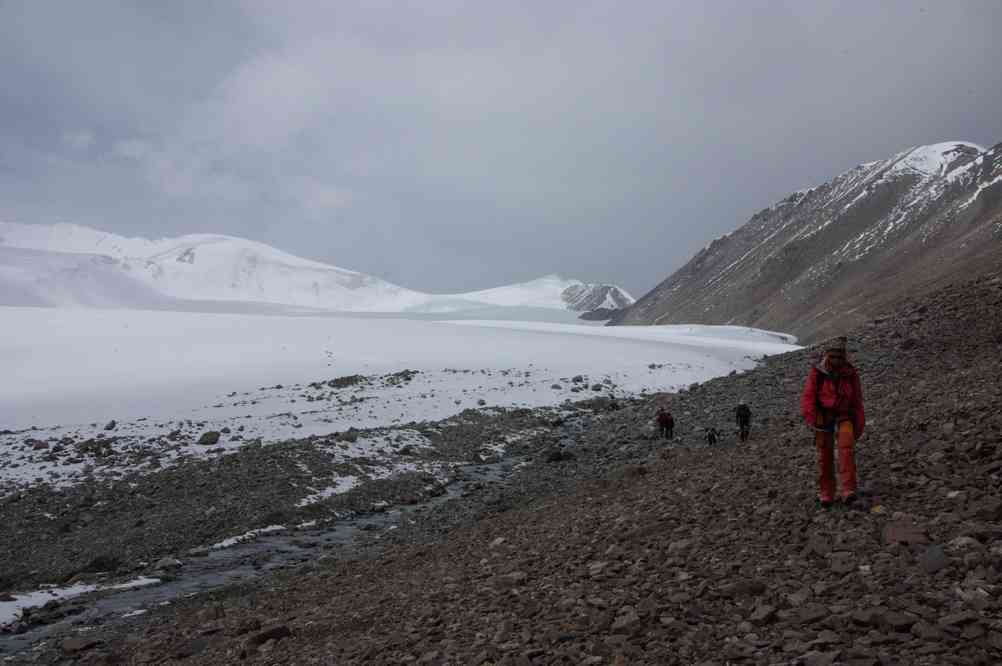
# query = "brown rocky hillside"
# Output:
<box><xmin>611</xmin><ymin>141</ymin><xmax>1002</xmax><ymax>343</ymax></box>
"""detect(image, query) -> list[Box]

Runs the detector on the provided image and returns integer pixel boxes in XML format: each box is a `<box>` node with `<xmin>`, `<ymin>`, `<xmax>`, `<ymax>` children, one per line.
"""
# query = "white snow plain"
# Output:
<box><xmin>0</xmin><ymin>306</ymin><xmax>798</xmax><ymax>494</ymax></box>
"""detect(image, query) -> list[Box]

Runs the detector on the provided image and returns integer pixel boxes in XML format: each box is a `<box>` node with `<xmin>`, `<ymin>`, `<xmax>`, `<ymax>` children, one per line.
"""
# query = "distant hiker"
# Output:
<box><xmin>800</xmin><ymin>336</ymin><xmax>865</xmax><ymax>508</ymax></box>
<box><xmin>735</xmin><ymin>401</ymin><xmax>752</xmax><ymax>442</ymax></box>
<box><xmin>705</xmin><ymin>427</ymin><xmax>718</xmax><ymax>446</ymax></box>
<box><xmin>655</xmin><ymin>407</ymin><xmax>674</xmax><ymax>439</ymax></box>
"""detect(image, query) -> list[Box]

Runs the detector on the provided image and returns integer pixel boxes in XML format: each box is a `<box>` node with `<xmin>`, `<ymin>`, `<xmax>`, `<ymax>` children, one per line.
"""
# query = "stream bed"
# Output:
<box><xmin>0</xmin><ymin>458</ymin><xmax>519</xmax><ymax>660</ymax></box>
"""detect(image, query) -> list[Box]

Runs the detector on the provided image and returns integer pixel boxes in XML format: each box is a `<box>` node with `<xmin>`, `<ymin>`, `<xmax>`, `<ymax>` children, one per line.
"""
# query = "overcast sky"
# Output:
<box><xmin>2</xmin><ymin>1</ymin><xmax>1001</xmax><ymax>295</ymax></box>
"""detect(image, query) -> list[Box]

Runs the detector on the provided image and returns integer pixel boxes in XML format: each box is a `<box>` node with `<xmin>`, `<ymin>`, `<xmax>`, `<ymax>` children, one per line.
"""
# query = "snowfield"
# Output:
<box><xmin>0</xmin><ymin>306</ymin><xmax>798</xmax><ymax>494</ymax></box>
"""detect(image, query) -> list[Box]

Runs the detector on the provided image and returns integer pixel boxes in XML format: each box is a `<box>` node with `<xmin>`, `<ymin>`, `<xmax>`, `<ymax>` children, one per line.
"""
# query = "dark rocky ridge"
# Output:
<box><xmin>562</xmin><ymin>283</ymin><xmax>634</xmax><ymax>312</ymax></box>
<box><xmin>25</xmin><ymin>272</ymin><xmax>1002</xmax><ymax>663</ymax></box>
<box><xmin>611</xmin><ymin>141</ymin><xmax>1002</xmax><ymax>343</ymax></box>
<box><xmin>578</xmin><ymin>307</ymin><xmax>625</xmax><ymax>321</ymax></box>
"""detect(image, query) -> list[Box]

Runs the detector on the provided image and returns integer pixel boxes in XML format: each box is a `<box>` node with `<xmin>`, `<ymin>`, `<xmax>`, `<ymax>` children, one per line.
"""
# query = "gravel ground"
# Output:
<box><xmin>9</xmin><ymin>272</ymin><xmax>1002</xmax><ymax>664</ymax></box>
<box><xmin>0</xmin><ymin>406</ymin><xmax>578</xmax><ymax>594</ymax></box>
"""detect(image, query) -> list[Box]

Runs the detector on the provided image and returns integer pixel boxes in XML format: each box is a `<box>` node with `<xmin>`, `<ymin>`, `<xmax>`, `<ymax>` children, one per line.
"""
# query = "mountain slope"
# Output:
<box><xmin>0</xmin><ymin>223</ymin><xmax>429</xmax><ymax>311</ymax></box>
<box><xmin>0</xmin><ymin>223</ymin><xmax>633</xmax><ymax>314</ymax></box>
<box><xmin>611</xmin><ymin>140</ymin><xmax>1002</xmax><ymax>341</ymax></box>
<box><xmin>0</xmin><ymin>246</ymin><xmax>173</xmax><ymax>308</ymax></box>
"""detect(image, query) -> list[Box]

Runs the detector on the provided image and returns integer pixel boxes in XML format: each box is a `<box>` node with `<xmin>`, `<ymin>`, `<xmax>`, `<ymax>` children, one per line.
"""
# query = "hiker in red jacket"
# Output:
<box><xmin>800</xmin><ymin>336</ymin><xmax>865</xmax><ymax>507</ymax></box>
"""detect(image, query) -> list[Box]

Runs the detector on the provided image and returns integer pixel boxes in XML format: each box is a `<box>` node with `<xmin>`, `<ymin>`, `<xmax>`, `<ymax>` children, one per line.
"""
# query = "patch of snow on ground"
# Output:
<box><xmin>106</xmin><ymin>577</ymin><xmax>161</xmax><ymax>591</ymax></box>
<box><xmin>0</xmin><ymin>577</ymin><xmax>160</xmax><ymax>627</ymax></box>
<box><xmin>296</xmin><ymin>475</ymin><xmax>361</xmax><ymax>507</ymax></box>
<box><xmin>0</xmin><ymin>584</ymin><xmax>98</xmax><ymax>627</ymax></box>
<box><xmin>210</xmin><ymin>525</ymin><xmax>287</xmax><ymax>550</ymax></box>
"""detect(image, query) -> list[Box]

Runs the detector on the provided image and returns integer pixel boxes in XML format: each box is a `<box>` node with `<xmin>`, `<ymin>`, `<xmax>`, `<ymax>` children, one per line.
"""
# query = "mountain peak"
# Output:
<box><xmin>611</xmin><ymin>139</ymin><xmax>1002</xmax><ymax>341</ymax></box>
<box><xmin>887</xmin><ymin>140</ymin><xmax>984</xmax><ymax>178</ymax></box>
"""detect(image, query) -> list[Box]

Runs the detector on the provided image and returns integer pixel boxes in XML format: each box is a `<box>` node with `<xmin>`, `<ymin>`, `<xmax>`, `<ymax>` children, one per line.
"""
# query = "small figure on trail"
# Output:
<box><xmin>705</xmin><ymin>427</ymin><xmax>718</xmax><ymax>446</ymax></box>
<box><xmin>800</xmin><ymin>336</ymin><xmax>865</xmax><ymax>508</ymax></box>
<box><xmin>735</xmin><ymin>400</ymin><xmax>752</xmax><ymax>443</ymax></box>
<box><xmin>655</xmin><ymin>407</ymin><xmax>674</xmax><ymax>440</ymax></box>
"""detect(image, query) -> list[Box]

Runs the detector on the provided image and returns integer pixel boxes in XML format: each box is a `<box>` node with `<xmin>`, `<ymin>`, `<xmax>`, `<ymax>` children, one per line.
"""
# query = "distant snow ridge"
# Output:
<box><xmin>449</xmin><ymin>275</ymin><xmax>633</xmax><ymax>312</ymax></box>
<box><xmin>0</xmin><ymin>224</ymin><xmax>427</xmax><ymax>311</ymax></box>
<box><xmin>0</xmin><ymin>222</ymin><xmax>634</xmax><ymax>314</ymax></box>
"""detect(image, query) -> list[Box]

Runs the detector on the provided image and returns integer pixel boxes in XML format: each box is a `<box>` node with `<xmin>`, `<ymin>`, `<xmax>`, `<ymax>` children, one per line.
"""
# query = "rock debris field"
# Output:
<box><xmin>5</xmin><ymin>272</ymin><xmax>1002</xmax><ymax>664</ymax></box>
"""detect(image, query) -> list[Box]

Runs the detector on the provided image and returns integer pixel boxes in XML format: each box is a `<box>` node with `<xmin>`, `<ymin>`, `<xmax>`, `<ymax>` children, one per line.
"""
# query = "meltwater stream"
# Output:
<box><xmin>0</xmin><ymin>459</ymin><xmax>519</xmax><ymax>659</ymax></box>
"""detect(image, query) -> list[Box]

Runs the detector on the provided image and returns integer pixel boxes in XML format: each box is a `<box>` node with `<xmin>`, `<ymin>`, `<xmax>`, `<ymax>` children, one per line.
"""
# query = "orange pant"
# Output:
<box><xmin>815</xmin><ymin>417</ymin><xmax>856</xmax><ymax>501</ymax></box>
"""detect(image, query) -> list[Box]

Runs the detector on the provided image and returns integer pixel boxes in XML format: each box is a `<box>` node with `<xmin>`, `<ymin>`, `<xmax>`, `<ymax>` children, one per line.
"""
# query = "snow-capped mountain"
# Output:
<box><xmin>561</xmin><ymin>282</ymin><xmax>634</xmax><ymax>311</ymax></box>
<box><xmin>0</xmin><ymin>223</ymin><xmax>429</xmax><ymax>311</ymax></box>
<box><xmin>611</xmin><ymin>140</ymin><xmax>1002</xmax><ymax>341</ymax></box>
<box><xmin>0</xmin><ymin>222</ymin><xmax>634</xmax><ymax>314</ymax></box>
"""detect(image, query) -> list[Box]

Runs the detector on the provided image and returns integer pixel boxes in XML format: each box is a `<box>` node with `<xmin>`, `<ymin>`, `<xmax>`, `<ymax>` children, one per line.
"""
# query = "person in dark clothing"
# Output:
<box><xmin>655</xmin><ymin>407</ymin><xmax>674</xmax><ymax>440</ymax></box>
<box><xmin>735</xmin><ymin>401</ymin><xmax>752</xmax><ymax>442</ymax></box>
<box><xmin>705</xmin><ymin>427</ymin><xmax>718</xmax><ymax>446</ymax></box>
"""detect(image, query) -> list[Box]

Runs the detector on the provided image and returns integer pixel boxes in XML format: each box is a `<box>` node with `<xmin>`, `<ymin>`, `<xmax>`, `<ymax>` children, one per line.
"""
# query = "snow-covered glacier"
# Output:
<box><xmin>0</xmin><ymin>222</ymin><xmax>633</xmax><ymax>315</ymax></box>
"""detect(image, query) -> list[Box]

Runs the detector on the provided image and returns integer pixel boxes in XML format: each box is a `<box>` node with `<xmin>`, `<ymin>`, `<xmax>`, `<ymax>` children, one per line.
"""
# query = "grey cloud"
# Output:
<box><xmin>1</xmin><ymin>1</ymin><xmax>1001</xmax><ymax>294</ymax></box>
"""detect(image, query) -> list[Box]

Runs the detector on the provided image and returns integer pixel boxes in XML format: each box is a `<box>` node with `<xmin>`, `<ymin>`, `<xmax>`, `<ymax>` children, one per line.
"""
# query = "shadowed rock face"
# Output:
<box><xmin>611</xmin><ymin>141</ymin><xmax>1002</xmax><ymax>343</ymax></box>
<box><xmin>577</xmin><ymin>306</ymin><xmax>625</xmax><ymax>321</ymax></box>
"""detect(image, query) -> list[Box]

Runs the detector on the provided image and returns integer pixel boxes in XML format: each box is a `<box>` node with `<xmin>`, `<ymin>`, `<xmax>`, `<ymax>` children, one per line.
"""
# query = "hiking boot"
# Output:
<box><xmin>818</xmin><ymin>498</ymin><xmax>834</xmax><ymax>509</ymax></box>
<box><xmin>842</xmin><ymin>493</ymin><xmax>857</xmax><ymax>507</ymax></box>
